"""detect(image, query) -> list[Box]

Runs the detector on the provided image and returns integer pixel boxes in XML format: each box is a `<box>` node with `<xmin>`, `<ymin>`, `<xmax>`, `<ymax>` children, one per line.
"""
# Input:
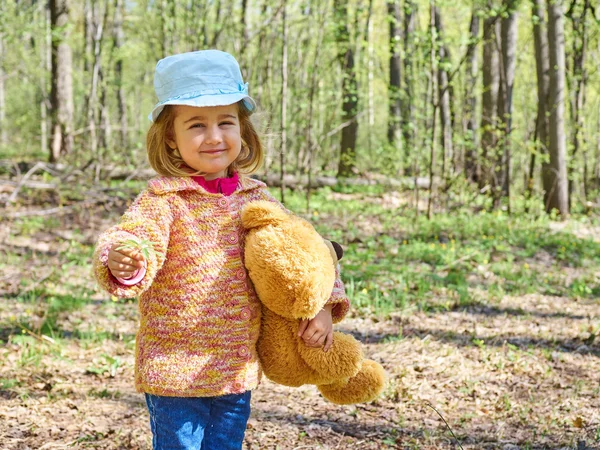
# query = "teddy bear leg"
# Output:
<box><xmin>317</xmin><ymin>359</ymin><xmax>387</xmax><ymax>405</ymax></box>
<box><xmin>297</xmin><ymin>331</ymin><xmax>364</xmax><ymax>380</ymax></box>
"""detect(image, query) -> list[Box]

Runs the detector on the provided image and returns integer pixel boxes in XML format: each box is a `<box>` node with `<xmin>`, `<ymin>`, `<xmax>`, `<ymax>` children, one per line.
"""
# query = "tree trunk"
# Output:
<box><xmin>87</xmin><ymin>1</ymin><xmax>109</xmax><ymax>166</ymax></box>
<box><xmin>335</xmin><ymin>0</ymin><xmax>359</xmax><ymax>178</ymax></box>
<box><xmin>566</xmin><ymin>0</ymin><xmax>590</xmax><ymax>206</ymax></box>
<box><xmin>545</xmin><ymin>0</ymin><xmax>569</xmax><ymax>216</ymax></box>
<box><xmin>0</xmin><ymin>33</ymin><xmax>6</xmax><ymax>148</ymax></box>
<box><xmin>529</xmin><ymin>0</ymin><xmax>550</xmax><ymax>207</ymax></box>
<box><xmin>306</xmin><ymin>2</ymin><xmax>327</xmax><ymax>212</ymax></box>
<box><xmin>113</xmin><ymin>0</ymin><xmax>127</xmax><ymax>150</ymax></box>
<box><xmin>280</xmin><ymin>0</ymin><xmax>288</xmax><ymax>202</ymax></box>
<box><xmin>434</xmin><ymin>7</ymin><xmax>452</xmax><ymax>182</ymax></box>
<box><xmin>387</xmin><ymin>0</ymin><xmax>403</xmax><ymax>166</ymax></box>
<box><xmin>84</xmin><ymin>0</ymin><xmax>94</xmax><ymax>74</ymax></box>
<box><xmin>464</xmin><ymin>10</ymin><xmax>479</xmax><ymax>183</ymax></box>
<box><xmin>496</xmin><ymin>0</ymin><xmax>518</xmax><ymax>210</ymax></box>
<box><xmin>402</xmin><ymin>0</ymin><xmax>417</xmax><ymax>163</ymax></box>
<box><xmin>41</xmin><ymin>4</ymin><xmax>52</xmax><ymax>157</ymax></box>
<box><xmin>427</xmin><ymin>1</ymin><xmax>438</xmax><ymax>220</ymax></box>
<box><xmin>49</xmin><ymin>0</ymin><xmax>74</xmax><ymax>163</ymax></box>
<box><xmin>480</xmin><ymin>15</ymin><xmax>500</xmax><ymax>192</ymax></box>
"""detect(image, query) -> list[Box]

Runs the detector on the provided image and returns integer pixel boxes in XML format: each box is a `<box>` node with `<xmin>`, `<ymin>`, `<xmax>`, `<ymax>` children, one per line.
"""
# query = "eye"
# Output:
<box><xmin>219</xmin><ymin>122</ymin><xmax>234</xmax><ymax>126</ymax></box>
<box><xmin>189</xmin><ymin>123</ymin><xmax>205</xmax><ymax>129</ymax></box>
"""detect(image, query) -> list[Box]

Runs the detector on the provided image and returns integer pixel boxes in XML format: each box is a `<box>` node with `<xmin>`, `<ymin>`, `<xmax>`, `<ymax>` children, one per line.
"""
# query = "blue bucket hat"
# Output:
<box><xmin>149</xmin><ymin>50</ymin><xmax>256</xmax><ymax>122</ymax></box>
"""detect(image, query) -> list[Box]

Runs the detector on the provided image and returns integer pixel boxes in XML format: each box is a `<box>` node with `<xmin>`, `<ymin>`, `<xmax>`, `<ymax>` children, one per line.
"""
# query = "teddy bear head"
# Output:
<box><xmin>241</xmin><ymin>201</ymin><xmax>338</xmax><ymax>320</ymax></box>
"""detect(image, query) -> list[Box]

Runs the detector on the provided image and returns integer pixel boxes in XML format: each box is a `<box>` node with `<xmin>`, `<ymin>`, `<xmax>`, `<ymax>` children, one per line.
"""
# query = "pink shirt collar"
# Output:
<box><xmin>191</xmin><ymin>172</ymin><xmax>239</xmax><ymax>196</ymax></box>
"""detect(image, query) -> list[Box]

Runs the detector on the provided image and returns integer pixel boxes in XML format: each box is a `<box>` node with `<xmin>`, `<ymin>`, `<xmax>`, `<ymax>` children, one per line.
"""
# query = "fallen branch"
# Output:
<box><xmin>6</xmin><ymin>162</ymin><xmax>53</xmax><ymax>204</ymax></box>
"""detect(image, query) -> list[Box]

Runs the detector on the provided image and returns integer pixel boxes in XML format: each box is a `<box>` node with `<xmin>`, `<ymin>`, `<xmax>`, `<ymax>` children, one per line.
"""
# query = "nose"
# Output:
<box><xmin>204</xmin><ymin>124</ymin><xmax>223</xmax><ymax>145</ymax></box>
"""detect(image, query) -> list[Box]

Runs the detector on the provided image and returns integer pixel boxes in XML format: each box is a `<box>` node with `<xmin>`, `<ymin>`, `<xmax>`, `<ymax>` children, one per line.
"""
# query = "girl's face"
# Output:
<box><xmin>168</xmin><ymin>104</ymin><xmax>242</xmax><ymax>180</ymax></box>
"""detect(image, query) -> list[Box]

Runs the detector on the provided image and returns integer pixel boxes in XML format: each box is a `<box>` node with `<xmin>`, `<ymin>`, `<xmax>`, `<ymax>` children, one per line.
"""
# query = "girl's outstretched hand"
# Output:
<box><xmin>107</xmin><ymin>243</ymin><xmax>146</xmax><ymax>279</ymax></box>
<box><xmin>298</xmin><ymin>304</ymin><xmax>334</xmax><ymax>352</ymax></box>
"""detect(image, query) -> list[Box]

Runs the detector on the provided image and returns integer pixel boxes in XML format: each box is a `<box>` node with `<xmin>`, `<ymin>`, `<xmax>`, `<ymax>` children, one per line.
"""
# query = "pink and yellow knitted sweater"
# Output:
<box><xmin>93</xmin><ymin>174</ymin><xmax>350</xmax><ymax>397</ymax></box>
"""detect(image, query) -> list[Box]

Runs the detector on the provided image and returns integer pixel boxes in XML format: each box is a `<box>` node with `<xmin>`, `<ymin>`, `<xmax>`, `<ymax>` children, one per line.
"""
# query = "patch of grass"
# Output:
<box><xmin>86</xmin><ymin>354</ymin><xmax>122</xmax><ymax>378</ymax></box>
<box><xmin>88</xmin><ymin>387</ymin><xmax>122</xmax><ymax>399</ymax></box>
<box><xmin>10</xmin><ymin>216</ymin><xmax>61</xmax><ymax>236</ymax></box>
<box><xmin>280</xmin><ymin>187</ymin><xmax>600</xmax><ymax>316</ymax></box>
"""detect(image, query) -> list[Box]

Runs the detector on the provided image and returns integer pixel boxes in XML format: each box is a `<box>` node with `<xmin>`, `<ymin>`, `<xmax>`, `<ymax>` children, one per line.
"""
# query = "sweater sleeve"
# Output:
<box><xmin>92</xmin><ymin>189</ymin><xmax>173</xmax><ymax>298</ymax></box>
<box><xmin>256</xmin><ymin>187</ymin><xmax>350</xmax><ymax>323</ymax></box>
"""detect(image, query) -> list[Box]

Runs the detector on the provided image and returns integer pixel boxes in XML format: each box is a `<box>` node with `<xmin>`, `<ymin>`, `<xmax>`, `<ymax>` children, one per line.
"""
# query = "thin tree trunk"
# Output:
<box><xmin>367</xmin><ymin>1</ymin><xmax>374</xmax><ymax>154</ymax></box>
<box><xmin>530</xmin><ymin>0</ymin><xmax>550</xmax><ymax>208</ymax></box>
<box><xmin>434</xmin><ymin>7</ymin><xmax>452</xmax><ymax>184</ymax></box>
<box><xmin>427</xmin><ymin>0</ymin><xmax>438</xmax><ymax>220</ymax></box>
<box><xmin>306</xmin><ymin>2</ymin><xmax>327</xmax><ymax>212</ymax></box>
<box><xmin>49</xmin><ymin>0</ymin><xmax>74</xmax><ymax>163</ymax></box>
<box><xmin>480</xmin><ymin>15</ymin><xmax>500</xmax><ymax>192</ymax></box>
<box><xmin>387</xmin><ymin>0</ymin><xmax>403</xmax><ymax>170</ymax></box>
<box><xmin>280</xmin><ymin>0</ymin><xmax>288</xmax><ymax>203</ymax></box>
<box><xmin>239</xmin><ymin>0</ymin><xmax>249</xmax><ymax>60</ymax></box>
<box><xmin>464</xmin><ymin>9</ymin><xmax>479</xmax><ymax>183</ymax></box>
<box><xmin>566</xmin><ymin>0</ymin><xmax>590</xmax><ymax>206</ymax></box>
<box><xmin>113</xmin><ymin>0</ymin><xmax>127</xmax><ymax>149</ymax></box>
<box><xmin>497</xmin><ymin>0</ymin><xmax>518</xmax><ymax>211</ymax></box>
<box><xmin>40</xmin><ymin>4</ymin><xmax>51</xmax><ymax>157</ymax></box>
<box><xmin>84</xmin><ymin>0</ymin><xmax>94</xmax><ymax>73</ymax></box>
<box><xmin>87</xmin><ymin>1</ymin><xmax>109</xmax><ymax>168</ymax></box>
<box><xmin>545</xmin><ymin>0</ymin><xmax>569</xmax><ymax>215</ymax></box>
<box><xmin>335</xmin><ymin>0</ymin><xmax>359</xmax><ymax>178</ymax></box>
<box><xmin>403</xmin><ymin>0</ymin><xmax>417</xmax><ymax>163</ymax></box>
<box><xmin>0</xmin><ymin>33</ymin><xmax>6</xmax><ymax>148</ymax></box>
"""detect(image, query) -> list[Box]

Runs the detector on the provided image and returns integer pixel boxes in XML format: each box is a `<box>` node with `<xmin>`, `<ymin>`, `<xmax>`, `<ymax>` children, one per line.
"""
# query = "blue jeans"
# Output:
<box><xmin>145</xmin><ymin>391</ymin><xmax>251</xmax><ymax>450</ymax></box>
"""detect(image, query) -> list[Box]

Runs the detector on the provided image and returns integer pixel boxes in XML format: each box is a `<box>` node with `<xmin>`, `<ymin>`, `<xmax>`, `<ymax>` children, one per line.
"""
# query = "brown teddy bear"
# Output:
<box><xmin>241</xmin><ymin>200</ymin><xmax>387</xmax><ymax>405</ymax></box>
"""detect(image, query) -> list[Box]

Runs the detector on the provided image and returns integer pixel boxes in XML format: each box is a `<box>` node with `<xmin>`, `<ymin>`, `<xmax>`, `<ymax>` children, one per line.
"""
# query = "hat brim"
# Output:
<box><xmin>149</xmin><ymin>93</ymin><xmax>256</xmax><ymax>122</ymax></box>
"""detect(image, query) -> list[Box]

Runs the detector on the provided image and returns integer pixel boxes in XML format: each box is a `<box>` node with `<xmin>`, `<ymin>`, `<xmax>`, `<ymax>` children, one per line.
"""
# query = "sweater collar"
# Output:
<box><xmin>191</xmin><ymin>172</ymin><xmax>239</xmax><ymax>196</ymax></box>
<box><xmin>147</xmin><ymin>173</ymin><xmax>266</xmax><ymax>195</ymax></box>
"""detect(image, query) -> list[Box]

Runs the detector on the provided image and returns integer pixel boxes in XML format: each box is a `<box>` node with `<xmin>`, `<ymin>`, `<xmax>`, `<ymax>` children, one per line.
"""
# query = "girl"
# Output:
<box><xmin>92</xmin><ymin>50</ymin><xmax>349</xmax><ymax>450</ymax></box>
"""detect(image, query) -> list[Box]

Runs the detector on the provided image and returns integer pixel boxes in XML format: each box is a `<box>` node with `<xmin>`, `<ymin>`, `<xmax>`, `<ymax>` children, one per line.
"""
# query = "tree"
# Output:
<box><xmin>529</xmin><ymin>0</ymin><xmax>550</xmax><ymax>208</ymax></box>
<box><xmin>480</xmin><ymin>13</ymin><xmax>500</xmax><ymax>192</ymax></box>
<box><xmin>545</xmin><ymin>0</ymin><xmax>569</xmax><ymax>215</ymax></box>
<box><xmin>402</xmin><ymin>0</ymin><xmax>417</xmax><ymax>161</ymax></box>
<box><xmin>464</xmin><ymin>9</ymin><xmax>480</xmax><ymax>183</ymax></box>
<box><xmin>387</xmin><ymin>0</ymin><xmax>403</xmax><ymax>166</ymax></box>
<box><xmin>113</xmin><ymin>0</ymin><xmax>127</xmax><ymax>150</ymax></box>
<box><xmin>335</xmin><ymin>0</ymin><xmax>359</xmax><ymax>178</ymax></box>
<box><xmin>496</xmin><ymin>0</ymin><xmax>518</xmax><ymax>210</ymax></box>
<box><xmin>49</xmin><ymin>0</ymin><xmax>74</xmax><ymax>163</ymax></box>
<box><xmin>434</xmin><ymin>7</ymin><xmax>453</xmax><ymax>180</ymax></box>
<box><xmin>566</xmin><ymin>0</ymin><xmax>591</xmax><ymax>205</ymax></box>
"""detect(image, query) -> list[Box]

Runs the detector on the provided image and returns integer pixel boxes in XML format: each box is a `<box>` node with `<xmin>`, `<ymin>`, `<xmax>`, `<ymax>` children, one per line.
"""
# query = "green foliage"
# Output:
<box><xmin>86</xmin><ymin>354</ymin><xmax>122</xmax><ymax>378</ymax></box>
<box><xmin>283</xmin><ymin>187</ymin><xmax>600</xmax><ymax>317</ymax></box>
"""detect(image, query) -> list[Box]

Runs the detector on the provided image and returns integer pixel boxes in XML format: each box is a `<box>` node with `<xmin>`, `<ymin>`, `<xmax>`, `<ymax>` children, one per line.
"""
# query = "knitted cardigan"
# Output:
<box><xmin>93</xmin><ymin>175</ymin><xmax>350</xmax><ymax>397</ymax></box>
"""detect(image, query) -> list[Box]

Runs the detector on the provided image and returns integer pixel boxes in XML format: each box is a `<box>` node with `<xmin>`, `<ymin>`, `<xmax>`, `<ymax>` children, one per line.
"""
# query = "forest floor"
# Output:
<box><xmin>0</xmin><ymin>180</ymin><xmax>599</xmax><ymax>449</ymax></box>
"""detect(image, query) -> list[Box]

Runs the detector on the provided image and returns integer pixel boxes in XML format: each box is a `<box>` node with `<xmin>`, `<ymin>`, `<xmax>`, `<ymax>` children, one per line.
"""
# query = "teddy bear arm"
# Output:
<box><xmin>296</xmin><ymin>331</ymin><xmax>364</xmax><ymax>381</ymax></box>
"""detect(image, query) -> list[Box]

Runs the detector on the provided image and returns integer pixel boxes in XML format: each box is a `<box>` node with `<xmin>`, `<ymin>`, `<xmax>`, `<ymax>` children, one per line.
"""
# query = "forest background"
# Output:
<box><xmin>1</xmin><ymin>0</ymin><xmax>600</xmax><ymax>449</ymax></box>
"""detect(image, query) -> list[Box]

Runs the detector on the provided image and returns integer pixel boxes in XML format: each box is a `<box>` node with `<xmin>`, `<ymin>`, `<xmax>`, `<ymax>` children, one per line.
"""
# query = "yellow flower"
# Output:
<box><xmin>111</xmin><ymin>296</ymin><xmax>119</xmax><ymax>302</ymax></box>
<box><xmin>524</xmin><ymin>263</ymin><xmax>529</xmax><ymax>270</ymax></box>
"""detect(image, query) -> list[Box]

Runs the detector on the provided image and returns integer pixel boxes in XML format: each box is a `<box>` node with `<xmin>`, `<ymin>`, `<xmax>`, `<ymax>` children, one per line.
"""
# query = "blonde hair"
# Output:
<box><xmin>146</xmin><ymin>102</ymin><xmax>264</xmax><ymax>178</ymax></box>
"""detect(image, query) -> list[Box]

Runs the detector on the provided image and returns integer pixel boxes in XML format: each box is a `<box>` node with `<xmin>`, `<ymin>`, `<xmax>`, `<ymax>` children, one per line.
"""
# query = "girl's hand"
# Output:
<box><xmin>108</xmin><ymin>243</ymin><xmax>146</xmax><ymax>279</ymax></box>
<box><xmin>298</xmin><ymin>304</ymin><xmax>334</xmax><ymax>352</ymax></box>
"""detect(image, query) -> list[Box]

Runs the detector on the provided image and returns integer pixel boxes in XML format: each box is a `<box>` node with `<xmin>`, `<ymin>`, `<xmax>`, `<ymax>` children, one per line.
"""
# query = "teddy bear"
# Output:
<box><xmin>241</xmin><ymin>200</ymin><xmax>387</xmax><ymax>405</ymax></box>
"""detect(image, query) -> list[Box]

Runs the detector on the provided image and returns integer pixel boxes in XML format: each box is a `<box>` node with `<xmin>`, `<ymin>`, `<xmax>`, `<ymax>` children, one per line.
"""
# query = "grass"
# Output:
<box><xmin>277</xmin><ymin>186</ymin><xmax>600</xmax><ymax>318</ymax></box>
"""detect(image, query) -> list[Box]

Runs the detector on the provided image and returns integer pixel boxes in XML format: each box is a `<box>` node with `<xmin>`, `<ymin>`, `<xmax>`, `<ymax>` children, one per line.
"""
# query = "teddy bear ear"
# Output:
<box><xmin>241</xmin><ymin>201</ymin><xmax>289</xmax><ymax>229</ymax></box>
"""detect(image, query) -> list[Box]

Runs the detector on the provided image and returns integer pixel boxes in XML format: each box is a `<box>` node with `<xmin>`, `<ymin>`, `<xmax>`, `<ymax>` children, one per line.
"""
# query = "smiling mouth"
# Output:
<box><xmin>201</xmin><ymin>149</ymin><xmax>227</xmax><ymax>154</ymax></box>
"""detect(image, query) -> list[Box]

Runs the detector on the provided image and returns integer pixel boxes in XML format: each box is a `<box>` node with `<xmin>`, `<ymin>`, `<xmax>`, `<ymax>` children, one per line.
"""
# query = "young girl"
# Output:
<box><xmin>92</xmin><ymin>50</ymin><xmax>349</xmax><ymax>450</ymax></box>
